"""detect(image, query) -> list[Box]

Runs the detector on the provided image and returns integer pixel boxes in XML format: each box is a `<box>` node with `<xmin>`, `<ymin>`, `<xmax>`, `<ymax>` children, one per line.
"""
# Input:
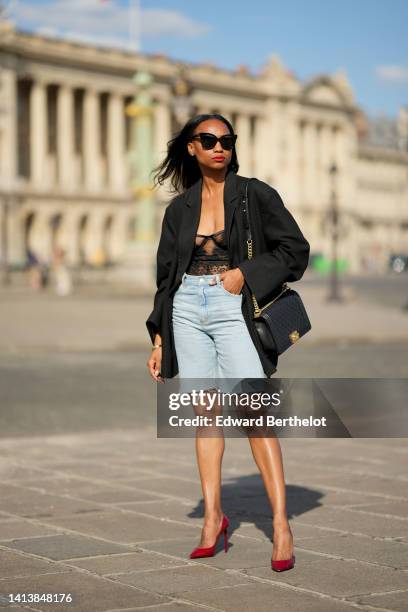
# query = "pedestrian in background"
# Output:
<box><xmin>52</xmin><ymin>246</ymin><xmax>72</xmax><ymax>296</ymax></box>
<box><xmin>26</xmin><ymin>248</ymin><xmax>44</xmax><ymax>290</ymax></box>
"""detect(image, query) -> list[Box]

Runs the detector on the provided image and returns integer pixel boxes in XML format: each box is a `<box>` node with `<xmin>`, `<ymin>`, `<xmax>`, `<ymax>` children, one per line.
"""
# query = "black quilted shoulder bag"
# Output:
<box><xmin>241</xmin><ymin>179</ymin><xmax>312</xmax><ymax>355</ymax></box>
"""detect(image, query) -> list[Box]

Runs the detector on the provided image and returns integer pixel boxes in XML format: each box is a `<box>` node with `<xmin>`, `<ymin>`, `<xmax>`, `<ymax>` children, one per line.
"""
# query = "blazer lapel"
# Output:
<box><xmin>177</xmin><ymin>176</ymin><xmax>202</xmax><ymax>263</ymax></box>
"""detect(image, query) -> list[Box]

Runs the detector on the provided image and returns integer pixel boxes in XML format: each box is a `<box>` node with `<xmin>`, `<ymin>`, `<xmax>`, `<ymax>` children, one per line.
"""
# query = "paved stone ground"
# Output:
<box><xmin>0</xmin><ymin>275</ymin><xmax>407</xmax><ymax>611</ymax></box>
<box><xmin>1</xmin><ymin>272</ymin><xmax>408</xmax><ymax>353</ymax></box>
<box><xmin>0</xmin><ymin>431</ymin><xmax>407</xmax><ymax>611</ymax></box>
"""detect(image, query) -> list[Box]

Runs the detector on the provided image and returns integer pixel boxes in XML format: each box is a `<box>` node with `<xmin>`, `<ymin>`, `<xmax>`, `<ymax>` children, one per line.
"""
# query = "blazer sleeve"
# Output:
<box><xmin>237</xmin><ymin>179</ymin><xmax>310</xmax><ymax>305</ymax></box>
<box><xmin>145</xmin><ymin>202</ymin><xmax>177</xmax><ymax>343</ymax></box>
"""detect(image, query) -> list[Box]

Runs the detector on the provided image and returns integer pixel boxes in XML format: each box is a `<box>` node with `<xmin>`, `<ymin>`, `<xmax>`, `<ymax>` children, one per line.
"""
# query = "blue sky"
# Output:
<box><xmin>6</xmin><ymin>0</ymin><xmax>408</xmax><ymax>117</ymax></box>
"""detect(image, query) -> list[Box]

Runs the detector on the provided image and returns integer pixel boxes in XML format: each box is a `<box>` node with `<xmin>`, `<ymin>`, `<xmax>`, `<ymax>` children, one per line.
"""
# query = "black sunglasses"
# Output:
<box><xmin>190</xmin><ymin>132</ymin><xmax>237</xmax><ymax>151</ymax></box>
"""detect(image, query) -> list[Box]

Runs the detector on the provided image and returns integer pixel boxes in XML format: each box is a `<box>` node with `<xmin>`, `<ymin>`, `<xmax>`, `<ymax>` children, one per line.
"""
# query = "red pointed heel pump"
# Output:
<box><xmin>271</xmin><ymin>554</ymin><xmax>295</xmax><ymax>572</ymax></box>
<box><xmin>189</xmin><ymin>514</ymin><xmax>230</xmax><ymax>559</ymax></box>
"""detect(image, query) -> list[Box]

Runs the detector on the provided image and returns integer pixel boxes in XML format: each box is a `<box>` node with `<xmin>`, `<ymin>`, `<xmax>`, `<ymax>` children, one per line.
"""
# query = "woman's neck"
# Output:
<box><xmin>201</xmin><ymin>168</ymin><xmax>227</xmax><ymax>196</ymax></box>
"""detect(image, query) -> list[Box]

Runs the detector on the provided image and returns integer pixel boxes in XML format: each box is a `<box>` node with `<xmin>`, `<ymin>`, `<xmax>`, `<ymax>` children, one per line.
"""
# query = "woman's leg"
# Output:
<box><xmin>209</xmin><ymin>286</ymin><xmax>293</xmax><ymax>560</ymax></box>
<box><xmin>195</xmin><ymin>417</ymin><xmax>225</xmax><ymax>547</ymax></box>
<box><xmin>172</xmin><ymin>277</ymin><xmax>225</xmax><ymax>547</ymax></box>
<box><xmin>248</xmin><ymin>437</ymin><xmax>293</xmax><ymax>561</ymax></box>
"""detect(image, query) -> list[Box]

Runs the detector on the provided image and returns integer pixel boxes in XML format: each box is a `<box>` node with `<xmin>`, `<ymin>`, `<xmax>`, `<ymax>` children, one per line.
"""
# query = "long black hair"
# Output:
<box><xmin>152</xmin><ymin>113</ymin><xmax>239</xmax><ymax>194</ymax></box>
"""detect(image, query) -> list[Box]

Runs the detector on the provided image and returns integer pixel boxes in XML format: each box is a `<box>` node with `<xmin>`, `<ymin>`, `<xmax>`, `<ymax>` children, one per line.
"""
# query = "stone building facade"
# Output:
<box><xmin>0</xmin><ymin>21</ymin><xmax>407</xmax><ymax>275</ymax></box>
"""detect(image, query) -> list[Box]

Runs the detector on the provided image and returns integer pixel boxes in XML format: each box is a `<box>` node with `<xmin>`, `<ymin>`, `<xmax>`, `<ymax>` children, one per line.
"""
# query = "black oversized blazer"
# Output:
<box><xmin>146</xmin><ymin>169</ymin><xmax>310</xmax><ymax>379</ymax></box>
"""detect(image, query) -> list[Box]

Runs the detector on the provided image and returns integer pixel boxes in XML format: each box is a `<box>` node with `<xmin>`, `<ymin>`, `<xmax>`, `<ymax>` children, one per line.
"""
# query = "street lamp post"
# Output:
<box><xmin>112</xmin><ymin>70</ymin><xmax>157</xmax><ymax>289</ymax></box>
<box><xmin>327</xmin><ymin>162</ymin><xmax>343</xmax><ymax>302</ymax></box>
<box><xmin>126</xmin><ymin>71</ymin><xmax>155</xmax><ymax>244</ymax></box>
<box><xmin>170</xmin><ymin>66</ymin><xmax>194</xmax><ymax>130</ymax></box>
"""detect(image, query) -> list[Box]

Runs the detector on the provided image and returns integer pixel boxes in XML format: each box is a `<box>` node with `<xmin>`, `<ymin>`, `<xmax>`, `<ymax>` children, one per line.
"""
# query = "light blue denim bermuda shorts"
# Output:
<box><xmin>172</xmin><ymin>272</ymin><xmax>266</xmax><ymax>391</ymax></box>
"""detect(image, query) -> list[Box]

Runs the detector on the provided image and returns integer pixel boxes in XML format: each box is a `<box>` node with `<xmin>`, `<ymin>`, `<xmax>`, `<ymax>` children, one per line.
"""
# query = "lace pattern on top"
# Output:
<box><xmin>185</xmin><ymin>228</ymin><xmax>231</xmax><ymax>275</ymax></box>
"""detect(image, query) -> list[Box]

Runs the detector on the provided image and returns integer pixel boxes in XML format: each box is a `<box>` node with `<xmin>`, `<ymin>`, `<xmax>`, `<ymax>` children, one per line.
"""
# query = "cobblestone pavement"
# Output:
<box><xmin>0</xmin><ymin>431</ymin><xmax>407</xmax><ymax>611</ymax></box>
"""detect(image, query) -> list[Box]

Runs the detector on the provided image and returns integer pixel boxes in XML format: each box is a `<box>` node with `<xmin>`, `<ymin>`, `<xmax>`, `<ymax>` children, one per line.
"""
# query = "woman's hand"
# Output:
<box><xmin>147</xmin><ymin>347</ymin><xmax>165</xmax><ymax>383</ymax></box>
<box><xmin>215</xmin><ymin>268</ymin><xmax>245</xmax><ymax>295</ymax></box>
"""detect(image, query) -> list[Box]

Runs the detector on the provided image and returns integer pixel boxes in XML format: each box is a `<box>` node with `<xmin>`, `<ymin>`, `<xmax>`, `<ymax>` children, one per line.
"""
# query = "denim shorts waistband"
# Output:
<box><xmin>182</xmin><ymin>272</ymin><xmax>221</xmax><ymax>285</ymax></box>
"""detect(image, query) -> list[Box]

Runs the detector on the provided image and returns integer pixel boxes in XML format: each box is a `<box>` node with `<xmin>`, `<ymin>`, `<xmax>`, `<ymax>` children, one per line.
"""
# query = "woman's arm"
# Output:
<box><xmin>237</xmin><ymin>180</ymin><xmax>310</xmax><ymax>305</ymax></box>
<box><xmin>146</xmin><ymin>203</ymin><xmax>178</xmax><ymax>343</ymax></box>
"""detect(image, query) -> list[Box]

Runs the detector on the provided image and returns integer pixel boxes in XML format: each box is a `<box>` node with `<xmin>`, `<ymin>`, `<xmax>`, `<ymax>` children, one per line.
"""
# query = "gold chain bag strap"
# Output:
<box><xmin>242</xmin><ymin>179</ymin><xmax>311</xmax><ymax>355</ymax></box>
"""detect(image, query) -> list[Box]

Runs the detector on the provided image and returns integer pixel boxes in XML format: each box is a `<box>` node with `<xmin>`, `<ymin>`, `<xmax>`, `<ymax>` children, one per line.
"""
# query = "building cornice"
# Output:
<box><xmin>358</xmin><ymin>144</ymin><xmax>408</xmax><ymax>165</ymax></box>
<box><xmin>0</xmin><ymin>24</ymin><xmax>360</xmax><ymax>113</ymax></box>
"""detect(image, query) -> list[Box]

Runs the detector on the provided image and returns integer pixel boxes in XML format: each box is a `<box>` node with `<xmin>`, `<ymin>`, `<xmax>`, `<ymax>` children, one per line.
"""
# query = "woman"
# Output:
<box><xmin>146</xmin><ymin>113</ymin><xmax>310</xmax><ymax>572</ymax></box>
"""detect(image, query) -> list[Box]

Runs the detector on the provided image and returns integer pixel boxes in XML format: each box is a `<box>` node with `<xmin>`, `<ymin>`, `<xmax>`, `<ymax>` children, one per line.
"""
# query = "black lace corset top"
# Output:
<box><xmin>185</xmin><ymin>228</ymin><xmax>231</xmax><ymax>275</ymax></box>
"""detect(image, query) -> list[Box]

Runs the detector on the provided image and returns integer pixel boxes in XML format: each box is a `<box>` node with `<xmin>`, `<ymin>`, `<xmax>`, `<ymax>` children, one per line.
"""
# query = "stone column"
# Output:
<box><xmin>0</xmin><ymin>67</ymin><xmax>17</xmax><ymax>181</ymax></box>
<box><xmin>153</xmin><ymin>98</ymin><xmax>171</xmax><ymax>164</ymax></box>
<box><xmin>108</xmin><ymin>211</ymin><xmax>128</xmax><ymax>260</ymax></box>
<box><xmin>284</xmin><ymin>102</ymin><xmax>300</xmax><ymax>205</ymax></box>
<box><xmin>252</xmin><ymin>114</ymin><xmax>269</xmax><ymax>181</ymax></box>
<box><xmin>153</xmin><ymin>98</ymin><xmax>172</xmax><ymax>198</ymax></box>
<box><xmin>338</xmin><ymin>120</ymin><xmax>358</xmax><ymax>239</ymax></box>
<box><xmin>312</xmin><ymin>123</ymin><xmax>320</xmax><ymax>207</ymax></box>
<box><xmin>319</xmin><ymin>124</ymin><xmax>332</xmax><ymax>209</ymax></box>
<box><xmin>81</xmin><ymin>209</ymin><xmax>106</xmax><ymax>264</ymax></box>
<box><xmin>0</xmin><ymin>68</ymin><xmax>24</xmax><ymax>266</ymax></box>
<box><xmin>235</xmin><ymin>112</ymin><xmax>251</xmax><ymax>175</ymax></box>
<box><xmin>27</xmin><ymin>211</ymin><xmax>52</xmax><ymax>260</ymax></box>
<box><xmin>30</xmin><ymin>78</ymin><xmax>48</xmax><ymax>187</ymax></box>
<box><xmin>56</xmin><ymin>209</ymin><xmax>81</xmax><ymax>266</ymax></box>
<box><xmin>303</xmin><ymin>121</ymin><xmax>315</xmax><ymax>205</ymax></box>
<box><xmin>107</xmin><ymin>92</ymin><xmax>126</xmax><ymax>192</ymax></box>
<box><xmin>83</xmin><ymin>86</ymin><xmax>101</xmax><ymax>192</ymax></box>
<box><xmin>262</xmin><ymin>97</ymin><xmax>280</xmax><ymax>184</ymax></box>
<box><xmin>3</xmin><ymin>202</ymin><xmax>25</xmax><ymax>265</ymax></box>
<box><xmin>57</xmin><ymin>83</ymin><xmax>75</xmax><ymax>190</ymax></box>
<box><xmin>315</xmin><ymin>124</ymin><xmax>323</xmax><ymax>207</ymax></box>
<box><xmin>333</xmin><ymin>124</ymin><xmax>346</xmax><ymax>209</ymax></box>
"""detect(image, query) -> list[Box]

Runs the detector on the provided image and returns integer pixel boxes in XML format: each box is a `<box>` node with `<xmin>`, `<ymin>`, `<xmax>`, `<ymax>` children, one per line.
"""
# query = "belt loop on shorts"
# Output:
<box><xmin>215</xmin><ymin>273</ymin><xmax>221</xmax><ymax>285</ymax></box>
